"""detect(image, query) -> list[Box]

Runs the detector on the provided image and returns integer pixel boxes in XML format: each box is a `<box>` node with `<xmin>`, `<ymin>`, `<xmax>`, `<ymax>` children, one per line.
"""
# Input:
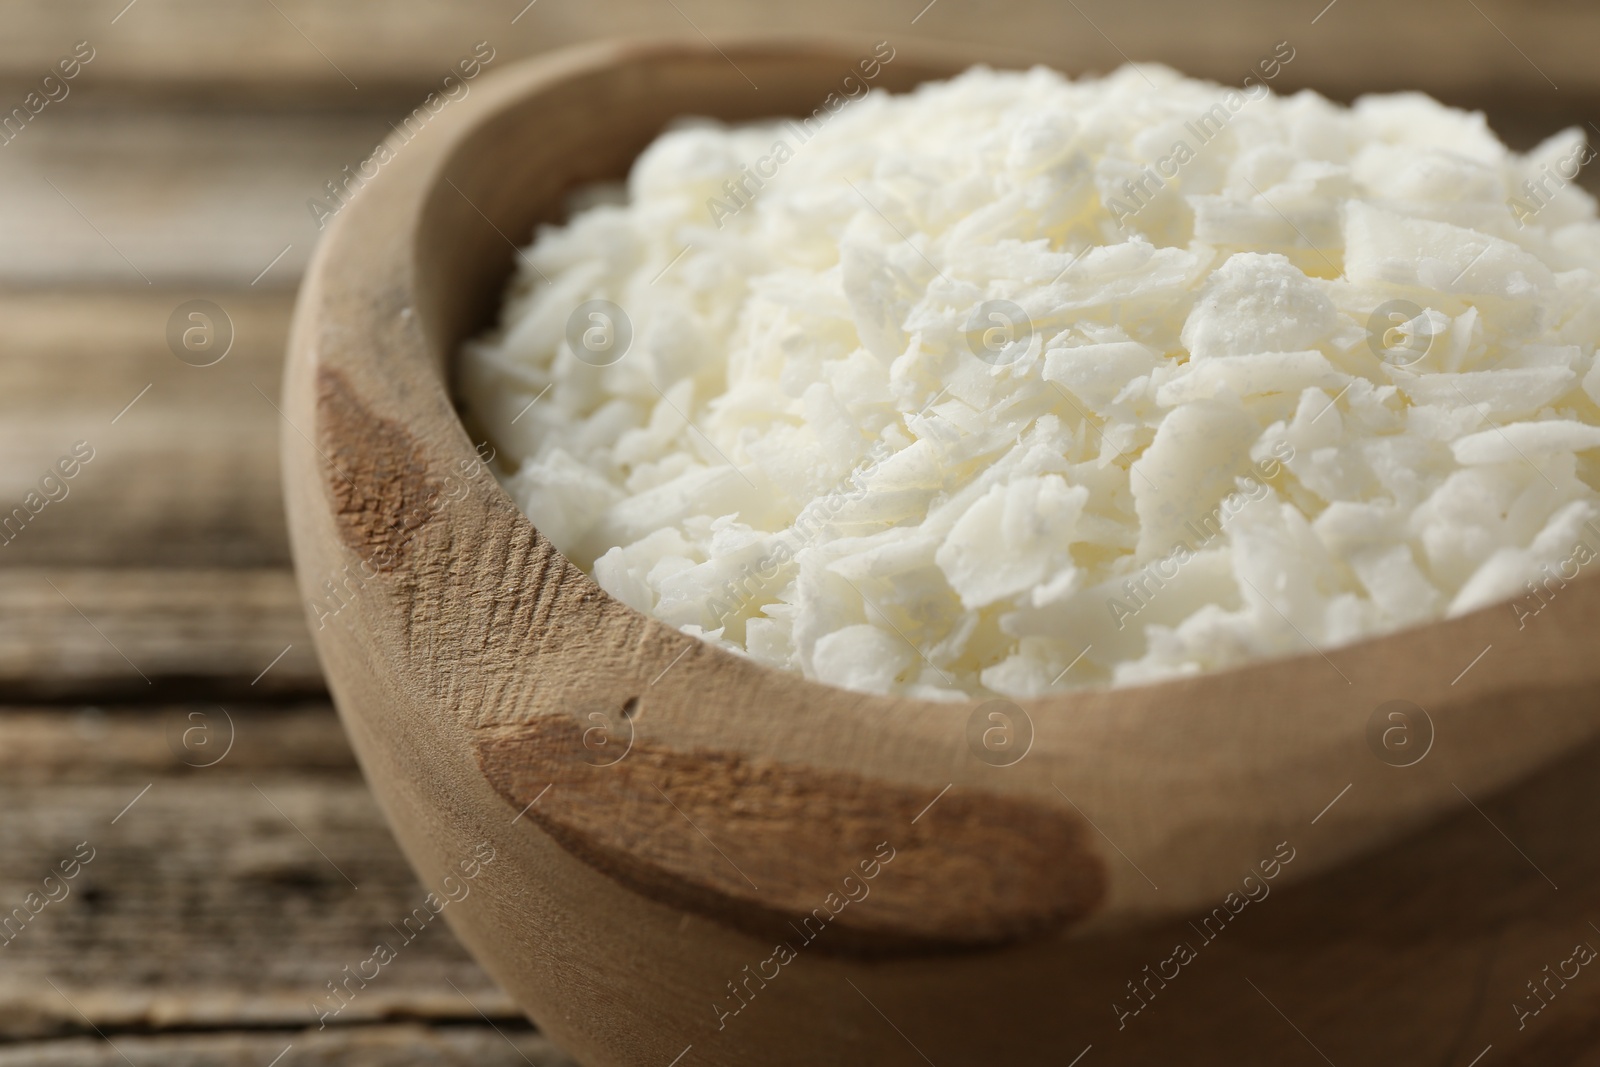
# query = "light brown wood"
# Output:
<box><xmin>0</xmin><ymin>290</ymin><xmax>294</xmax><ymax>568</ymax></box>
<box><xmin>283</xmin><ymin>37</ymin><xmax>1600</xmax><ymax>1066</ymax></box>
<box><xmin>0</xmin><ymin>105</ymin><xmax>393</xmax><ymax>288</ymax></box>
<box><xmin>477</xmin><ymin>715</ymin><xmax>1108</xmax><ymax>954</ymax></box>
<box><xmin>0</xmin><ymin>568</ymin><xmax>318</xmax><ymax>698</ymax></box>
<box><xmin>0</xmin><ymin>703</ymin><xmax>352</xmax><ymax>783</ymax></box>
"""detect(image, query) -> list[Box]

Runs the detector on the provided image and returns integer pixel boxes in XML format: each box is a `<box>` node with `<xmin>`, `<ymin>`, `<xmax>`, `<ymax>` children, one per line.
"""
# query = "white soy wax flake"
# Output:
<box><xmin>462</xmin><ymin>63</ymin><xmax>1600</xmax><ymax>698</ymax></box>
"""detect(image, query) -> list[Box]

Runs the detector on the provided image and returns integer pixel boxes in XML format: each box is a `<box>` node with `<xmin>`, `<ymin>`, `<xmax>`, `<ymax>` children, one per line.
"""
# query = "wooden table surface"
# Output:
<box><xmin>3</xmin><ymin>1</ymin><xmax>1597</xmax><ymax>1063</ymax></box>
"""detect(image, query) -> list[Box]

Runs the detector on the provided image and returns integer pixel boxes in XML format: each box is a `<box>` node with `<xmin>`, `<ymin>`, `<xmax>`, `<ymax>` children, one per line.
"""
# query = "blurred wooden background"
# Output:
<box><xmin>0</xmin><ymin>0</ymin><xmax>1596</xmax><ymax>1062</ymax></box>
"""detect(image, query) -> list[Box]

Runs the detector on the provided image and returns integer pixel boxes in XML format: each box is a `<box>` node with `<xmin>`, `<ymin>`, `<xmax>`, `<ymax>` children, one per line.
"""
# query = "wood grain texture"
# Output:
<box><xmin>477</xmin><ymin>715</ymin><xmax>1107</xmax><ymax>954</ymax></box>
<box><xmin>0</xmin><ymin>704</ymin><xmax>353</xmax><ymax>784</ymax></box>
<box><xmin>0</xmin><ymin>704</ymin><xmax>520</xmax><ymax>1042</ymax></box>
<box><xmin>282</xmin><ymin>37</ymin><xmax>1600</xmax><ymax>1066</ymax></box>
<box><xmin>0</xmin><ymin>290</ymin><xmax>293</xmax><ymax>569</ymax></box>
<box><xmin>0</xmin><ymin>569</ymin><xmax>318</xmax><ymax>699</ymax></box>
<box><xmin>0</xmin><ymin>1025</ymin><xmax>578</xmax><ymax>1067</ymax></box>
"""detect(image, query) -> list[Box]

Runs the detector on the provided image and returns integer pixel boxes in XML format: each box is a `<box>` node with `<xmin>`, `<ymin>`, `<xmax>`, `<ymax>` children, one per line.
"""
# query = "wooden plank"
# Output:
<box><xmin>0</xmin><ymin>705</ymin><xmax>355</xmax><ymax>784</ymax></box>
<box><xmin>0</xmin><ymin>0</ymin><xmax>1596</xmax><ymax>105</ymax></box>
<box><xmin>0</xmin><ymin>290</ymin><xmax>294</xmax><ymax>569</ymax></box>
<box><xmin>0</xmin><ymin>104</ymin><xmax>392</xmax><ymax>288</ymax></box>
<box><xmin>0</xmin><ymin>1025</ymin><xmax>580</xmax><ymax>1067</ymax></box>
<box><xmin>0</xmin><ymin>704</ymin><xmax>526</xmax><ymax>1041</ymax></box>
<box><xmin>0</xmin><ymin>569</ymin><xmax>320</xmax><ymax>699</ymax></box>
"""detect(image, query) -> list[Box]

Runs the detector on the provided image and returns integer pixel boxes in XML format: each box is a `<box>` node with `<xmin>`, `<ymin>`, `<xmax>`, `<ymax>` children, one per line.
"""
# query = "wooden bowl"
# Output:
<box><xmin>284</xmin><ymin>37</ymin><xmax>1600</xmax><ymax>1065</ymax></box>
